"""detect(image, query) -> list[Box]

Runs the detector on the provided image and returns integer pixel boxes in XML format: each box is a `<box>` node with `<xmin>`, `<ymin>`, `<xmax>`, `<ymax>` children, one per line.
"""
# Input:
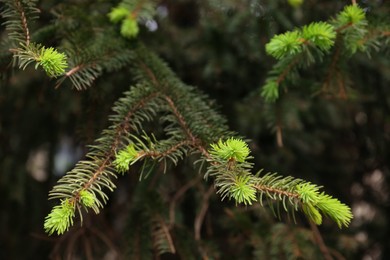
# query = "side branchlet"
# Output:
<box><xmin>113</xmin><ymin>143</ymin><xmax>140</xmax><ymax>173</ymax></box>
<box><xmin>261</xmin><ymin>4</ymin><xmax>368</xmax><ymax>102</ymax></box>
<box><xmin>207</xmin><ymin>138</ymin><xmax>353</xmax><ymax>228</ymax></box>
<box><xmin>44</xmin><ymin>199</ymin><xmax>75</xmax><ymax>235</ymax></box>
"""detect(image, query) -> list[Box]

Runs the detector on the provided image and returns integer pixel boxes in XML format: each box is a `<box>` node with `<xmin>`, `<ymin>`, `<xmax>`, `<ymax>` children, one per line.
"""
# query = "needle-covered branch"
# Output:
<box><xmin>206</xmin><ymin>138</ymin><xmax>353</xmax><ymax>228</ymax></box>
<box><xmin>260</xmin><ymin>4</ymin><xmax>376</xmax><ymax>102</ymax></box>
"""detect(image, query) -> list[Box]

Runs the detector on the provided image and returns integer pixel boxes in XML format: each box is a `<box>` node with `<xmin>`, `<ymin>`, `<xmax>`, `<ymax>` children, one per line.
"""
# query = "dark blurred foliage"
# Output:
<box><xmin>0</xmin><ymin>0</ymin><xmax>389</xmax><ymax>259</ymax></box>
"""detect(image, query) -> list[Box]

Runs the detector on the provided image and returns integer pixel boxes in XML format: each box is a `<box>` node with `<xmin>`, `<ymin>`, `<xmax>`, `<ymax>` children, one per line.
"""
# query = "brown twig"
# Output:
<box><xmin>337</xmin><ymin>71</ymin><xmax>347</xmax><ymax>99</ymax></box>
<box><xmin>65</xmin><ymin>65</ymin><xmax>82</xmax><ymax>77</ymax></box>
<box><xmin>276</xmin><ymin>124</ymin><xmax>284</xmax><ymax>147</ymax></box>
<box><xmin>309</xmin><ymin>220</ymin><xmax>333</xmax><ymax>260</ymax></box>
<box><xmin>254</xmin><ymin>184</ymin><xmax>300</xmax><ymax>199</ymax></box>
<box><xmin>138</xmin><ymin>140</ymin><xmax>194</xmax><ymax>159</ymax></box>
<box><xmin>275</xmin><ymin>104</ymin><xmax>284</xmax><ymax>148</ymax></box>
<box><xmin>194</xmin><ymin>186</ymin><xmax>215</xmax><ymax>240</ymax></box>
<box><xmin>164</xmin><ymin>95</ymin><xmax>198</xmax><ymax>143</ymax></box>
<box><xmin>321</xmin><ymin>35</ymin><xmax>342</xmax><ymax>95</ymax></box>
<box><xmin>169</xmin><ymin>176</ymin><xmax>202</xmax><ymax>227</ymax></box>
<box><xmin>14</xmin><ymin>0</ymin><xmax>31</xmax><ymax>46</ymax></box>
<box><xmin>276</xmin><ymin>55</ymin><xmax>301</xmax><ymax>85</ymax></box>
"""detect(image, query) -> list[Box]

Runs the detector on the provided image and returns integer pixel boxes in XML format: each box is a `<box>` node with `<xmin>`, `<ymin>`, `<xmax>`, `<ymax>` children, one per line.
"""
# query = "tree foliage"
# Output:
<box><xmin>1</xmin><ymin>0</ymin><xmax>389</xmax><ymax>259</ymax></box>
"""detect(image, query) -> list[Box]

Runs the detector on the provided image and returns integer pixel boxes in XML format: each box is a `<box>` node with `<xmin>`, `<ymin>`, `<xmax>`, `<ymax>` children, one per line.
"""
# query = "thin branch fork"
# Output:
<box><xmin>137</xmin><ymin>60</ymin><xmax>212</xmax><ymax>159</ymax></box>
<box><xmin>67</xmin><ymin>92</ymin><xmax>159</xmax><ymax>204</ymax></box>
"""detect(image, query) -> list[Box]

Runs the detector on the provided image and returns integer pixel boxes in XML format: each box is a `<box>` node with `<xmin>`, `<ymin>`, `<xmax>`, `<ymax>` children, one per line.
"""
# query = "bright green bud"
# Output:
<box><xmin>302</xmin><ymin>22</ymin><xmax>336</xmax><ymax>51</ymax></box>
<box><xmin>44</xmin><ymin>199</ymin><xmax>75</xmax><ymax>235</ymax></box>
<box><xmin>230</xmin><ymin>175</ymin><xmax>257</xmax><ymax>205</ymax></box>
<box><xmin>79</xmin><ymin>190</ymin><xmax>95</xmax><ymax>208</ymax></box>
<box><xmin>317</xmin><ymin>193</ymin><xmax>353</xmax><ymax>228</ymax></box>
<box><xmin>120</xmin><ymin>17</ymin><xmax>139</xmax><ymax>39</ymax></box>
<box><xmin>36</xmin><ymin>47</ymin><xmax>67</xmax><ymax>77</ymax></box>
<box><xmin>336</xmin><ymin>5</ymin><xmax>366</xmax><ymax>25</ymax></box>
<box><xmin>113</xmin><ymin>144</ymin><xmax>139</xmax><ymax>173</ymax></box>
<box><xmin>296</xmin><ymin>183</ymin><xmax>321</xmax><ymax>205</ymax></box>
<box><xmin>288</xmin><ymin>0</ymin><xmax>304</xmax><ymax>8</ymax></box>
<box><xmin>266</xmin><ymin>31</ymin><xmax>303</xmax><ymax>59</ymax></box>
<box><xmin>210</xmin><ymin>138</ymin><xmax>250</xmax><ymax>163</ymax></box>
<box><xmin>108</xmin><ymin>6</ymin><xmax>130</xmax><ymax>23</ymax></box>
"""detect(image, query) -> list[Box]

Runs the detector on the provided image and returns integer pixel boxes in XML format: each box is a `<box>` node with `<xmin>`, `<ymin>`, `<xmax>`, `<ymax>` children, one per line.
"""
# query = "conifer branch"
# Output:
<box><xmin>45</xmin><ymin>87</ymin><xmax>161</xmax><ymax>234</ymax></box>
<box><xmin>44</xmin><ymin>45</ymin><xmax>353</xmax><ymax>236</ymax></box>
<box><xmin>14</xmin><ymin>0</ymin><xmax>30</xmax><ymax>46</ymax></box>
<box><xmin>1</xmin><ymin>1</ymin><xmax>68</xmax><ymax>77</ymax></box>
<box><xmin>138</xmin><ymin>140</ymin><xmax>194</xmax><ymax>159</ymax></box>
<box><xmin>164</xmin><ymin>96</ymin><xmax>198</xmax><ymax>144</ymax></box>
<box><xmin>253</xmin><ymin>184</ymin><xmax>299</xmax><ymax>199</ymax></box>
<box><xmin>1</xmin><ymin>0</ymin><xmax>38</xmax><ymax>45</ymax></box>
<box><xmin>80</xmin><ymin>91</ymin><xmax>159</xmax><ymax>191</ymax></box>
<box><xmin>261</xmin><ymin>4</ymin><xmax>369</xmax><ymax>101</ymax></box>
<box><xmin>207</xmin><ymin>139</ymin><xmax>353</xmax><ymax>227</ymax></box>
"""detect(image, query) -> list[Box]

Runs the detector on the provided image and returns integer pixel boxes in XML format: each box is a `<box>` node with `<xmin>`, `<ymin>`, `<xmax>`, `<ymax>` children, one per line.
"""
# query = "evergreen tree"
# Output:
<box><xmin>1</xmin><ymin>0</ymin><xmax>389</xmax><ymax>259</ymax></box>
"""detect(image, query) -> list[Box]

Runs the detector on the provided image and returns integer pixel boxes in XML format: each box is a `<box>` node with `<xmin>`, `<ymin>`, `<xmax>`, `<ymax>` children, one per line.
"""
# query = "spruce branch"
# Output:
<box><xmin>206</xmin><ymin>138</ymin><xmax>353</xmax><ymax>228</ymax></box>
<box><xmin>333</xmin><ymin>5</ymin><xmax>368</xmax><ymax>55</ymax></box>
<box><xmin>16</xmin><ymin>0</ymin><xmax>30</xmax><ymax>45</ymax></box>
<box><xmin>1</xmin><ymin>1</ymin><xmax>68</xmax><ymax>78</ymax></box>
<box><xmin>45</xmin><ymin>45</ymin><xmax>353</xmax><ymax>236</ymax></box>
<box><xmin>55</xmin><ymin>30</ymin><xmax>135</xmax><ymax>89</ymax></box>
<box><xmin>13</xmin><ymin>43</ymin><xmax>67</xmax><ymax>77</ymax></box>
<box><xmin>319</xmin><ymin>5</ymin><xmax>370</xmax><ymax>97</ymax></box>
<box><xmin>45</xmin><ymin>86</ymin><xmax>161</xmax><ymax>234</ymax></box>
<box><xmin>261</xmin><ymin>4</ymin><xmax>370</xmax><ymax>102</ymax></box>
<box><xmin>0</xmin><ymin>0</ymin><xmax>39</xmax><ymax>45</ymax></box>
<box><xmin>133</xmin><ymin>53</ymin><xmax>354</xmax><ymax>227</ymax></box>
